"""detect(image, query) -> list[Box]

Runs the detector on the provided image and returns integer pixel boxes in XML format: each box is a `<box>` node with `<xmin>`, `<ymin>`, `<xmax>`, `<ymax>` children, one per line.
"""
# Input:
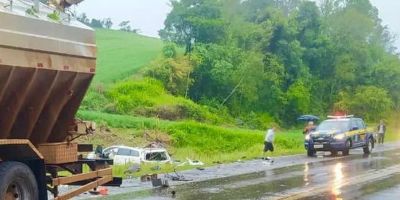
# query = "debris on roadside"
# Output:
<box><xmin>140</xmin><ymin>174</ymin><xmax>158</xmax><ymax>182</ymax></box>
<box><xmin>151</xmin><ymin>178</ymin><xmax>169</xmax><ymax>187</ymax></box>
<box><xmin>165</xmin><ymin>170</ymin><xmax>192</xmax><ymax>181</ymax></box>
<box><xmin>89</xmin><ymin>186</ymin><xmax>109</xmax><ymax>196</ymax></box>
<box><xmin>187</xmin><ymin>158</ymin><xmax>204</xmax><ymax>166</ymax></box>
<box><xmin>177</xmin><ymin>161</ymin><xmax>188</xmax><ymax>167</ymax></box>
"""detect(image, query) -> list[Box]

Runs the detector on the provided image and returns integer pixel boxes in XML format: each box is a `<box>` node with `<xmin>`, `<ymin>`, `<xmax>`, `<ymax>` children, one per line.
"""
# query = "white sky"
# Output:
<box><xmin>76</xmin><ymin>0</ymin><xmax>400</xmax><ymax>50</ymax></box>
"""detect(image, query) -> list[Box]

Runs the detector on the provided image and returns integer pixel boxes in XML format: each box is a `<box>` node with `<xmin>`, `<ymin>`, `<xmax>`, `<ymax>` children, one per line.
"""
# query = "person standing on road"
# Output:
<box><xmin>263</xmin><ymin>126</ymin><xmax>276</xmax><ymax>162</ymax></box>
<box><xmin>377</xmin><ymin>120</ymin><xmax>386</xmax><ymax>144</ymax></box>
<box><xmin>303</xmin><ymin>121</ymin><xmax>316</xmax><ymax>135</ymax></box>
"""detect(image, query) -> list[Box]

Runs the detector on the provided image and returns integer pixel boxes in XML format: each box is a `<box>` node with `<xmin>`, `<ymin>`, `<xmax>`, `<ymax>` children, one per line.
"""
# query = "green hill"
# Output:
<box><xmin>94</xmin><ymin>29</ymin><xmax>164</xmax><ymax>84</ymax></box>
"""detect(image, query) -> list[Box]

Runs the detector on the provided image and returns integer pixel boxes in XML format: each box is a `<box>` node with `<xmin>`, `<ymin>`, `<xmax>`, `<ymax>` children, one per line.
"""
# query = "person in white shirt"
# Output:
<box><xmin>263</xmin><ymin>127</ymin><xmax>276</xmax><ymax>162</ymax></box>
<box><xmin>377</xmin><ymin>120</ymin><xmax>386</xmax><ymax>144</ymax></box>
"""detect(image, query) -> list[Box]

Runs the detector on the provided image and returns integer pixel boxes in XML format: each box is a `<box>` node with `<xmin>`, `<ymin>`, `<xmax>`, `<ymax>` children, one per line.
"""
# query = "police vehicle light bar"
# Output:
<box><xmin>327</xmin><ymin>115</ymin><xmax>354</xmax><ymax>119</ymax></box>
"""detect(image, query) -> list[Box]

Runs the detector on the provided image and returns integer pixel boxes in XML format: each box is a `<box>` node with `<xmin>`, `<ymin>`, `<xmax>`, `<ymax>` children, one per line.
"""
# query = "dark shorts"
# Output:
<box><xmin>264</xmin><ymin>142</ymin><xmax>274</xmax><ymax>152</ymax></box>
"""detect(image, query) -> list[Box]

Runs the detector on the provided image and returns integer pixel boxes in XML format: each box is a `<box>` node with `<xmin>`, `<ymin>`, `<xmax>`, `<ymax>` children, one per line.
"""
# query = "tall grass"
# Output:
<box><xmin>78</xmin><ymin>111</ymin><xmax>304</xmax><ymax>172</ymax></box>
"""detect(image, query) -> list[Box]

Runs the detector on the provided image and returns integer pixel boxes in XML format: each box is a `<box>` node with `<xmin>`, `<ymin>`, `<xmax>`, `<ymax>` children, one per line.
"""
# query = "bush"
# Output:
<box><xmin>145</xmin><ymin>55</ymin><xmax>194</xmax><ymax>96</ymax></box>
<box><xmin>134</xmin><ymin>100</ymin><xmax>229</xmax><ymax>124</ymax></box>
<box><xmin>80</xmin><ymin>89</ymin><xmax>110</xmax><ymax>112</ymax></box>
<box><xmin>107</xmin><ymin>78</ymin><xmax>165</xmax><ymax>114</ymax></box>
<box><xmin>335</xmin><ymin>86</ymin><xmax>393</xmax><ymax>121</ymax></box>
<box><xmin>240</xmin><ymin>112</ymin><xmax>277</xmax><ymax>130</ymax></box>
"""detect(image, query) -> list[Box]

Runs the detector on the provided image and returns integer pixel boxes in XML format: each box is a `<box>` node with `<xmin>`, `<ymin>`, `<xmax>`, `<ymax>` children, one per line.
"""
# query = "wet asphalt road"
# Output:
<box><xmin>84</xmin><ymin>142</ymin><xmax>400</xmax><ymax>200</ymax></box>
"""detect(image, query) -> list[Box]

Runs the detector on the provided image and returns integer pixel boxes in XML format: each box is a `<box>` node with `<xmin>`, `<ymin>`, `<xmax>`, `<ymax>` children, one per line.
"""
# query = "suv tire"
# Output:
<box><xmin>363</xmin><ymin>138</ymin><xmax>374</xmax><ymax>154</ymax></box>
<box><xmin>342</xmin><ymin>140</ymin><xmax>351</xmax><ymax>156</ymax></box>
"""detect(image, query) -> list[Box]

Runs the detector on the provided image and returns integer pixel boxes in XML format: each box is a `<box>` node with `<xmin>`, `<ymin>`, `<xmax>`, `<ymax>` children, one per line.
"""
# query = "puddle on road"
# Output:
<box><xmin>302</xmin><ymin>173</ymin><xmax>400</xmax><ymax>200</ymax></box>
<box><xmin>158</xmin><ymin>176</ymin><xmax>306</xmax><ymax>200</ymax></box>
<box><xmin>103</xmin><ymin>149</ymin><xmax>400</xmax><ymax>200</ymax></box>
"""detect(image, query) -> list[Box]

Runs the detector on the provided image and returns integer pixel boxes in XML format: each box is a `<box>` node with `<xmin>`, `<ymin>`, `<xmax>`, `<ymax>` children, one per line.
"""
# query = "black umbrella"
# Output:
<box><xmin>297</xmin><ymin>115</ymin><xmax>320</xmax><ymax>122</ymax></box>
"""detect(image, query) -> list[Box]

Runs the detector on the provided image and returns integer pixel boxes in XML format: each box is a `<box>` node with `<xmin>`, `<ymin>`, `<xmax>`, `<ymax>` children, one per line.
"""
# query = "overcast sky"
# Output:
<box><xmin>76</xmin><ymin>0</ymin><xmax>400</xmax><ymax>51</ymax></box>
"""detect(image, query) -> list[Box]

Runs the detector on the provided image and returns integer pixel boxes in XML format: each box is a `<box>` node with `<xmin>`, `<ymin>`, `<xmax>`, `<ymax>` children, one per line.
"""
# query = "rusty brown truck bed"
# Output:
<box><xmin>0</xmin><ymin>1</ymin><xmax>119</xmax><ymax>199</ymax></box>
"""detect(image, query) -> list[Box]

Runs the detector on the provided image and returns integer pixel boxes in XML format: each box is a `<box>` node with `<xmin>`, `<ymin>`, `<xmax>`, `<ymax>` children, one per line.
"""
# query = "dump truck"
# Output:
<box><xmin>0</xmin><ymin>0</ymin><xmax>121</xmax><ymax>199</ymax></box>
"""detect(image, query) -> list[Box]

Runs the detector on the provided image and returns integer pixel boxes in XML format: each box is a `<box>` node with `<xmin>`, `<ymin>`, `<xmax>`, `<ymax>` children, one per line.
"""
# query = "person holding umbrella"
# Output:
<box><xmin>297</xmin><ymin>115</ymin><xmax>319</xmax><ymax>135</ymax></box>
<box><xmin>303</xmin><ymin>121</ymin><xmax>316</xmax><ymax>135</ymax></box>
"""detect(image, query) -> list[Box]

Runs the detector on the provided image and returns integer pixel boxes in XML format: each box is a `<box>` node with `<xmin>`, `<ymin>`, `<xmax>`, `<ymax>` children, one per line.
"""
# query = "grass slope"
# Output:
<box><xmin>78</xmin><ymin>111</ymin><xmax>304</xmax><ymax>177</ymax></box>
<box><xmin>94</xmin><ymin>29</ymin><xmax>164</xmax><ymax>84</ymax></box>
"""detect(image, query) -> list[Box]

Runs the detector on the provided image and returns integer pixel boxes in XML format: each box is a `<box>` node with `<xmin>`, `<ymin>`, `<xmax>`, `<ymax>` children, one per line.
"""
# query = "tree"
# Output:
<box><xmin>155</xmin><ymin>0</ymin><xmax>400</xmax><ymax>127</ymax></box>
<box><xmin>89</xmin><ymin>18</ymin><xmax>103</xmax><ymax>28</ymax></box>
<box><xmin>160</xmin><ymin>0</ymin><xmax>227</xmax><ymax>53</ymax></box>
<box><xmin>102</xmin><ymin>18</ymin><xmax>113</xmax><ymax>29</ymax></box>
<box><xmin>119</xmin><ymin>21</ymin><xmax>131</xmax><ymax>32</ymax></box>
<box><xmin>77</xmin><ymin>13</ymin><xmax>90</xmax><ymax>25</ymax></box>
<box><xmin>145</xmin><ymin>49</ymin><xmax>196</xmax><ymax>96</ymax></box>
<box><xmin>335</xmin><ymin>86</ymin><xmax>393</xmax><ymax>121</ymax></box>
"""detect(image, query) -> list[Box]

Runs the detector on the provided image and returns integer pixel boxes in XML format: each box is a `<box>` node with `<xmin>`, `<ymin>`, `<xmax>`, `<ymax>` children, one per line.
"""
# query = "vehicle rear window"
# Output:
<box><xmin>117</xmin><ymin>148</ymin><xmax>139</xmax><ymax>157</ymax></box>
<box><xmin>316</xmin><ymin>120</ymin><xmax>350</xmax><ymax>132</ymax></box>
<box><xmin>145</xmin><ymin>152</ymin><xmax>168</xmax><ymax>161</ymax></box>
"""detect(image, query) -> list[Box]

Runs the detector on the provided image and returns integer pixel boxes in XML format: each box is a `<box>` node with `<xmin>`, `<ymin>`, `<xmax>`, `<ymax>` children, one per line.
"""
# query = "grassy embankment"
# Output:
<box><xmin>77</xmin><ymin>110</ymin><xmax>304</xmax><ymax>177</ymax></box>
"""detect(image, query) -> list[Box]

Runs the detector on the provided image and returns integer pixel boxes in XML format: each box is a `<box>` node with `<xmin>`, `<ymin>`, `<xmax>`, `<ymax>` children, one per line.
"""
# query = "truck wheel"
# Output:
<box><xmin>342</xmin><ymin>140</ymin><xmax>351</xmax><ymax>156</ymax></box>
<box><xmin>307</xmin><ymin>149</ymin><xmax>316</xmax><ymax>157</ymax></box>
<box><xmin>0</xmin><ymin>162</ymin><xmax>38</xmax><ymax>200</ymax></box>
<box><xmin>363</xmin><ymin>139</ymin><xmax>374</xmax><ymax>154</ymax></box>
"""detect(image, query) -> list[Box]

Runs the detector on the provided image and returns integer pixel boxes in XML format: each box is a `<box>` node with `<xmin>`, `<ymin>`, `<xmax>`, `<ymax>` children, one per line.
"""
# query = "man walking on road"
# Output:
<box><xmin>377</xmin><ymin>120</ymin><xmax>386</xmax><ymax>144</ymax></box>
<box><xmin>263</xmin><ymin>126</ymin><xmax>276</xmax><ymax>162</ymax></box>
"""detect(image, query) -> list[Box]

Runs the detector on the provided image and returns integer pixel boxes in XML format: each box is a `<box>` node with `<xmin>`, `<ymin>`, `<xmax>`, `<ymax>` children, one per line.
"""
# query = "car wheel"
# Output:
<box><xmin>363</xmin><ymin>139</ymin><xmax>374</xmax><ymax>154</ymax></box>
<box><xmin>342</xmin><ymin>140</ymin><xmax>351</xmax><ymax>156</ymax></box>
<box><xmin>0</xmin><ymin>162</ymin><xmax>39</xmax><ymax>200</ymax></box>
<box><xmin>330</xmin><ymin>150</ymin><xmax>338</xmax><ymax>156</ymax></box>
<box><xmin>307</xmin><ymin>149</ymin><xmax>316</xmax><ymax>157</ymax></box>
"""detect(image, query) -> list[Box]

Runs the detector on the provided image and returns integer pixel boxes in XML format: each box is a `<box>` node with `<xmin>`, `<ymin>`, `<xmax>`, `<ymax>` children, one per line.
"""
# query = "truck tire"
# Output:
<box><xmin>342</xmin><ymin>140</ymin><xmax>351</xmax><ymax>156</ymax></box>
<box><xmin>363</xmin><ymin>138</ymin><xmax>374</xmax><ymax>154</ymax></box>
<box><xmin>307</xmin><ymin>149</ymin><xmax>316</xmax><ymax>157</ymax></box>
<box><xmin>0</xmin><ymin>161</ymin><xmax>38</xmax><ymax>200</ymax></box>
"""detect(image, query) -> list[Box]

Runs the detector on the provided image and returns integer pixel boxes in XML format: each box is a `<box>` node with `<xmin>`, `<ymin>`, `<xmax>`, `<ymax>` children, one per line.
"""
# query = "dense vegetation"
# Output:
<box><xmin>154</xmin><ymin>0</ymin><xmax>400</xmax><ymax>126</ymax></box>
<box><xmin>77</xmin><ymin>0</ymin><xmax>400</xmax><ymax>173</ymax></box>
<box><xmin>84</xmin><ymin>0</ymin><xmax>400</xmax><ymax>129</ymax></box>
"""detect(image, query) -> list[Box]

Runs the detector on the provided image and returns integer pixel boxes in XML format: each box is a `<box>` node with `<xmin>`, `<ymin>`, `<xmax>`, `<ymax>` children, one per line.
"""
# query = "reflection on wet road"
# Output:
<box><xmin>128</xmin><ymin>148</ymin><xmax>400</xmax><ymax>200</ymax></box>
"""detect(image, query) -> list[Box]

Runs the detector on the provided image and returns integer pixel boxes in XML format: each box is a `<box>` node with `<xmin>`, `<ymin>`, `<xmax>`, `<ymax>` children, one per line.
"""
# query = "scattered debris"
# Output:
<box><xmin>165</xmin><ymin>170</ymin><xmax>192</xmax><ymax>181</ymax></box>
<box><xmin>187</xmin><ymin>158</ymin><xmax>204</xmax><ymax>166</ymax></box>
<box><xmin>171</xmin><ymin>190</ymin><xmax>176</xmax><ymax>198</ymax></box>
<box><xmin>140</xmin><ymin>174</ymin><xmax>158</xmax><ymax>182</ymax></box>
<box><xmin>89</xmin><ymin>186</ymin><xmax>108</xmax><ymax>196</ymax></box>
<box><xmin>151</xmin><ymin>178</ymin><xmax>169</xmax><ymax>187</ymax></box>
<box><xmin>177</xmin><ymin>161</ymin><xmax>188</xmax><ymax>167</ymax></box>
<box><xmin>98</xmin><ymin>187</ymin><xmax>109</xmax><ymax>195</ymax></box>
<box><xmin>151</xmin><ymin>178</ymin><xmax>162</xmax><ymax>187</ymax></box>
